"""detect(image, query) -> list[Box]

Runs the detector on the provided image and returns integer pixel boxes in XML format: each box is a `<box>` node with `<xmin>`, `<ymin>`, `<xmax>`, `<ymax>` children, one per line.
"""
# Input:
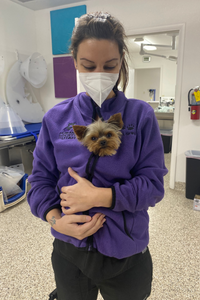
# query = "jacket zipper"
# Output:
<box><xmin>84</xmin><ymin>153</ymin><xmax>100</xmax><ymax>250</ymax></box>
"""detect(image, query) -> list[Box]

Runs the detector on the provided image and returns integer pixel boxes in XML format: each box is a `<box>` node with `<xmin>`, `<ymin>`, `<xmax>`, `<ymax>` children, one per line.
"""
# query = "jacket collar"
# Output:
<box><xmin>74</xmin><ymin>91</ymin><xmax>127</xmax><ymax>124</ymax></box>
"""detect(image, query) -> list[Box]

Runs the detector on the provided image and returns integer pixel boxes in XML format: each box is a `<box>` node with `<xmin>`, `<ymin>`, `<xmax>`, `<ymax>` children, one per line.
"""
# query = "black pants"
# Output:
<box><xmin>51</xmin><ymin>246</ymin><xmax>152</xmax><ymax>300</ymax></box>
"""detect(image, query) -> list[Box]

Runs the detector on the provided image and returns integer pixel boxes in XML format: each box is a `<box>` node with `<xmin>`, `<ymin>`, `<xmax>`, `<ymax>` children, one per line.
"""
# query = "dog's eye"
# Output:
<box><xmin>91</xmin><ymin>136</ymin><xmax>97</xmax><ymax>141</ymax></box>
<box><xmin>106</xmin><ymin>133</ymin><xmax>112</xmax><ymax>138</ymax></box>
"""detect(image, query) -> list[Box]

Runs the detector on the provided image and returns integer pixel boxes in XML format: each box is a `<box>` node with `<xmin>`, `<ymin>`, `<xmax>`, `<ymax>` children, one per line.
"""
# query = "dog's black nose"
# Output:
<box><xmin>100</xmin><ymin>140</ymin><xmax>107</xmax><ymax>146</ymax></box>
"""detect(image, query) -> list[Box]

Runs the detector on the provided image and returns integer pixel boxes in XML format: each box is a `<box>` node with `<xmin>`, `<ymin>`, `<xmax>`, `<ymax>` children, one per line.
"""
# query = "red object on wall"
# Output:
<box><xmin>191</xmin><ymin>105</ymin><xmax>200</xmax><ymax>120</ymax></box>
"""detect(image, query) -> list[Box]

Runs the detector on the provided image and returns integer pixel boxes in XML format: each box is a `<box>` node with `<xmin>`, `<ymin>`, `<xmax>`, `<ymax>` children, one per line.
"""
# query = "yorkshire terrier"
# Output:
<box><xmin>73</xmin><ymin>113</ymin><xmax>124</xmax><ymax>157</ymax></box>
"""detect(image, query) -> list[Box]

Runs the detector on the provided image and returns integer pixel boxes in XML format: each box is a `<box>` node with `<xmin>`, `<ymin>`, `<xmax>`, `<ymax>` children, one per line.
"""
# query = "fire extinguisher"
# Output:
<box><xmin>188</xmin><ymin>86</ymin><xmax>200</xmax><ymax>120</ymax></box>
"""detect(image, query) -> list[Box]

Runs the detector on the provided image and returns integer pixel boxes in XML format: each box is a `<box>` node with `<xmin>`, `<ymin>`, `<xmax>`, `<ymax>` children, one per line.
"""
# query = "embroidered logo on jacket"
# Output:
<box><xmin>59</xmin><ymin>123</ymin><xmax>76</xmax><ymax>140</ymax></box>
<box><xmin>59</xmin><ymin>122</ymin><xmax>135</xmax><ymax>139</ymax></box>
<box><xmin>122</xmin><ymin>123</ymin><xmax>135</xmax><ymax>135</ymax></box>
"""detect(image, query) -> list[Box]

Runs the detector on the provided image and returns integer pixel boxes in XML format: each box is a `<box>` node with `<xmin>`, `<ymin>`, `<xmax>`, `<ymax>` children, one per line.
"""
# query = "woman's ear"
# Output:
<box><xmin>73</xmin><ymin>59</ymin><xmax>78</xmax><ymax>70</ymax></box>
<box><xmin>72</xmin><ymin>51</ymin><xmax>78</xmax><ymax>70</ymax></box>
<box><xmin>119</xmin><ymin>52</ymin><xmax>125</xmax><ymax>70</ymax></box>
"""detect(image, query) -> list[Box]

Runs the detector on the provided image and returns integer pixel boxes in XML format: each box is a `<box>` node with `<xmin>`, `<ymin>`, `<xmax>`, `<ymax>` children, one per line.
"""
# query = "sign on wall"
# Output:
<box><xmin>50</xmin><ymin>5</ymin><xmax>86</xmax><ymax>55</ymax></box>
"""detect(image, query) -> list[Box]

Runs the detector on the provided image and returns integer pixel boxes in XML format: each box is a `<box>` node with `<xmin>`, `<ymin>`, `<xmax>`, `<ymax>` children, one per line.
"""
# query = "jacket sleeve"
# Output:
<box><xmin>27</xmin><ymin>115</ymin><xmax>61</xmax><ymax>221</ymax></box>
<box><xmin>111</xmin><ymin>108</ymin><xmax>168</xmax><ymax>213</ymax></box>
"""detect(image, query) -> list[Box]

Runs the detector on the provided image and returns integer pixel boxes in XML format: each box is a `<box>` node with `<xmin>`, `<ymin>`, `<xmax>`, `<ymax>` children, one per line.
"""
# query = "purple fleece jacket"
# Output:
<box><xmin>27</xmin><ymin>91</ymin><xmax>168</xmax><ymax>259</ymax></box>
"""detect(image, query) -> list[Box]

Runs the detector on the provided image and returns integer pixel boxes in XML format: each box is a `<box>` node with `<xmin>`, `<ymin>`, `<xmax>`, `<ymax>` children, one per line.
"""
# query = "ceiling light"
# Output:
<box><xmin>134</xmin><ymin>38</ymin><xmax>157</xmax><ymax>50</ymax></box>
<box><xmin>143</xmin><ymin>45</ymin><xmax>157</xmax><ymax>51</ymax></box>
<box><xmin>134</xmin><ymin>38</ymin><xmax>144</xmax><ymax>44</ymax></box>
<box><xmin>134</xmin><ymin>38</ymin><xmax>149</xmax><ymax>45</ymax></box>
<box><xmin>168</xmin><ymin>56</ymin><xmax>177</xmax><ymax>62</ymax></box>
<box><xmin>139</xmin><ymin>35</ymin><xmax>178</xmax><ymax>63</ymax></box>
<box><xmin>140</xmin><ymin>45</ymin><xmax>177</xmax><ymax>62</ymax></box>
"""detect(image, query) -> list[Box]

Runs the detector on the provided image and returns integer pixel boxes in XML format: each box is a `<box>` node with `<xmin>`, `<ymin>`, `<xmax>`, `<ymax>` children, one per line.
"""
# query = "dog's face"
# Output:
<box><xmin>80</xmin><ymin>121</ymin><xmax>122</xmax><ymax>157</ymax></box>
<box><xmin>73</xmin><ymin>113</ymin><xmax>124</xmax><ymax>157</ymax></box>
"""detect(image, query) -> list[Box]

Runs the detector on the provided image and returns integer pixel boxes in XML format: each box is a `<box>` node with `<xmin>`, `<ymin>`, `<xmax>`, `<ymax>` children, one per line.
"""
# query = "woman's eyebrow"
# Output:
<box><xmin>80</xmin><ymin>58</ymin><xmax>119</xmax><ymax>63</ymax></box>
<box><xmin>80</xmin><ymin>58</ymin><xmax>95</xmax><ymax>63</ymax></box>
<box><xmin>105</xmin><ymin>58</ymin><xmax>119</xmax><ymax>63</ymax></box>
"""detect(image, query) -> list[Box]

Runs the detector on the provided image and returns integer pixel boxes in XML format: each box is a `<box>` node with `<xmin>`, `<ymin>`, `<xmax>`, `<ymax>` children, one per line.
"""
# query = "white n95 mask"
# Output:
<box><xmin>79</xmin><ymin>72</ymin><xmax>119</xmax><ymax>107</ymax></box>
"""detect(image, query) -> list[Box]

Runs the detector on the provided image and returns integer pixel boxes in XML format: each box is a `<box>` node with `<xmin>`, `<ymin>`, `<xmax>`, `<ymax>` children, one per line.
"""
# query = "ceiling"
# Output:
<box><xmin>9</xmin><ymin>0</ymin><xmax>87</xmax><ymax>11</ymax></box>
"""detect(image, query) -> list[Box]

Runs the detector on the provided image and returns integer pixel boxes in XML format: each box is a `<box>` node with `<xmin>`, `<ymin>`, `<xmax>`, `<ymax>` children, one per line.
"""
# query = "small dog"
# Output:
<box><xmin>73</xmin><ymin>113</ymin><xmax>124</xmax><ymax>157</ymax></box>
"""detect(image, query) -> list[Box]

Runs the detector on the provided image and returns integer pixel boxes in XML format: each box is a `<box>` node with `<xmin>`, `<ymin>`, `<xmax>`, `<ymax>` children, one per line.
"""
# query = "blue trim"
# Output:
<box><xmin>0</xmin><ymin>123</ymin><xmax>41</xmax><ymax>139</ymax></box>
<box><xmin>1</xmin><ymin>174</ymin><xmax>28</xmax><ymax>204</ymax></box>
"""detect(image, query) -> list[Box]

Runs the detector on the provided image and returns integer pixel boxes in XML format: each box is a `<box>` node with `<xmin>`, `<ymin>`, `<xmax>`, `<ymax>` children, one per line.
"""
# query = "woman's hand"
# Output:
<box><xmin>46</xmin><ymin>209</ymin><xmax>106</xmax><ymax>240</ymax></box>
<box><xmin>56</xmin><ymin>213</ymin><xmax>106</xmax><ymax>240</ymax></box>
<box><xmin>60</xmin><ymin>167</ymin><xmax>98</xmax><ymax>214</ymax></box>
<box><xmin>60</xmin><ymin>167</ymin><xmax>113</xmax><ymax>214</ymax></box>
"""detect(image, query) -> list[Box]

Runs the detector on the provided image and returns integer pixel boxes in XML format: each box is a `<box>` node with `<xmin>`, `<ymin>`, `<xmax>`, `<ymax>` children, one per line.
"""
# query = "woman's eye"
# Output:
<box><xmin>91</xmin><ymin>136</ymin><xmax>97</xmax><ymax>141</ymax></box>
<box><xmin>83</xmin><ymin>66</ymin><xmax>95</xmax><ymax>70</ymax></box>
<box><xmin>104</xmin><ymin>66</ymin><xmax>116</xmax><ymax>70</ymax></box>
<box><xmin>106</xmin><ymin>133</ymin><xmax>112</xmax><ymax>138</ymax></box>
<box><xmin>82</xmin><ymin>65</ymin><xmax>116</xmax><ymax>71</ymax></box>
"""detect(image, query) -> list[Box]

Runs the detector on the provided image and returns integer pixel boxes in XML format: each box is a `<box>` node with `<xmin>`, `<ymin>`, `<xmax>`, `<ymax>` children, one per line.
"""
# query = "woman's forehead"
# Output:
<box><xmin>77</xmin><ymin>39</ymin><xmax>120</xmax><ymax>62</ymax></box>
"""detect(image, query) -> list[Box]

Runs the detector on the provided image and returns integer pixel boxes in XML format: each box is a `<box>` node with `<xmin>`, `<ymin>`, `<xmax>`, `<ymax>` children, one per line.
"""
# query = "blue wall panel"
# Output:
<box><xmin>50</xmin><ymin>5</ymin><xmax>86</xmax><ymax>55</ymax></box>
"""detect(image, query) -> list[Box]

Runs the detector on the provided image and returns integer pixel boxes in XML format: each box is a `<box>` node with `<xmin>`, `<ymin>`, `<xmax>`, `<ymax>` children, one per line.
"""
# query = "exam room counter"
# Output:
<box><xmin>154</xmin><ymin>110</ymin><xmax>174</xmax><ymax>130</ymax></box>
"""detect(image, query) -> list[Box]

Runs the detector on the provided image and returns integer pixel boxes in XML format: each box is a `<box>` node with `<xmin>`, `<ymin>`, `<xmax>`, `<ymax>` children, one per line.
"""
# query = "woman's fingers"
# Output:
<box><xmin>55</xmin><ymin>212</ymin><xmax>106</xmax><ymax>240</ymax></box>
<box><xmin>61</xmin><ymin>206</ymin><xmax>70</xmax><ymax>214</ymax></box>
<box><xmin>77</xmin><ymin>213</ymin><xmax>106</xmax><ymax>239</ymax></box>
<box><xmin>66</xmin><ymin>213</ymin><xmax>92</xmax><ymax>223</ymax></box>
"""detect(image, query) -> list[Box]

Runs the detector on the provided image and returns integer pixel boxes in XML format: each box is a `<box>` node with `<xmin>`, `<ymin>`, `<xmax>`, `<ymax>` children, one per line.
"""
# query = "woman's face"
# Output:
<box><xmin>74</xmin><ymin>39</ymin><xmax>122</xmax><ymax>74</ymax></box>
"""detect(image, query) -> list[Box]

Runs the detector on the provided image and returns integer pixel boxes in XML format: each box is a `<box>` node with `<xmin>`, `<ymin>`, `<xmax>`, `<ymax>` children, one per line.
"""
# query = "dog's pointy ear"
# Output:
<box><xmin>73</xmin><ymin>125</ymin><xmax>87</xmax><ymax>141</ymax></box>
<box><xmin>107</xmin><ymin>113</ymin><xmax>124</xmax><ymax>129</ymax></box>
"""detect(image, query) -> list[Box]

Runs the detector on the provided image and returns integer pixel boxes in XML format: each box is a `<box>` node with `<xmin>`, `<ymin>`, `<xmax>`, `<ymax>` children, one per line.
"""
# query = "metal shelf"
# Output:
<box><xmin>0</xmin><ymin>135</ymin><xmax>37</xmax><ymax>150</ymax></box>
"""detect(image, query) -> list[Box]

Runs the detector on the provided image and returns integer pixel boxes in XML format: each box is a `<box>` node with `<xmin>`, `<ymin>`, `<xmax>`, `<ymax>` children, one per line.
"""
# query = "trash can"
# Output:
<box><xmin>160</xmin><ymin>129</ymin><xmax>173</xmax><ymax>153</ymax></box>
<box><xmin>185</xmin><ymin>150</ymin><xmax>200</xmax><ymax>199</ymax></box>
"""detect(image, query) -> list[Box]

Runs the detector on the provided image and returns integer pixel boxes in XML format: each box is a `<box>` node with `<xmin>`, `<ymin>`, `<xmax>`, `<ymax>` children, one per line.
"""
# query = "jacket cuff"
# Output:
<box><xmin>43</xmin><ymin>204</ymin><xmax>62</xmax><ymax>221</ymax></box>
<box><xmin>110</xmin><ymin>186</ymin><xmax>116</xmax><ymax>210</ymax></box>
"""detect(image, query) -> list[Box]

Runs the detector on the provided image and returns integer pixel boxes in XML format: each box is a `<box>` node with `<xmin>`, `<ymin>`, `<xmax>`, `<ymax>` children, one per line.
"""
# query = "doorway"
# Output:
<box><xmin>125</xmin><ymin>24</ymin><xmax>185</xmax><ymax>189</ymax></box>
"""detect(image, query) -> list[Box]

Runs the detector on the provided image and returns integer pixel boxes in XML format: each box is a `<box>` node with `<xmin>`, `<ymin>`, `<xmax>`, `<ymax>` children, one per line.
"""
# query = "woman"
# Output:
<box><xmin>28</xmin><ymin>12</ymin><xmax>168</xmax><ymax>300</ymax></box>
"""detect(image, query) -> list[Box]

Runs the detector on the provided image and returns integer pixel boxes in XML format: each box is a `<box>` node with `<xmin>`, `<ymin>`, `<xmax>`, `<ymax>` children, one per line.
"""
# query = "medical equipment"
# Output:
<box><xmin>6</xmin><ymin>52</ymin><xmax>47</xmax><ymax>123</ymax></box>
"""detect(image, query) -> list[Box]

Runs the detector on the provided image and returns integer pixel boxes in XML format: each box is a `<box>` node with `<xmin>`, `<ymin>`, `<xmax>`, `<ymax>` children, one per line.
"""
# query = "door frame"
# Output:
<box><xmin>126</xmin><ymin>23</ymin><xmax>185</xmax><ymax>189</ymax></box>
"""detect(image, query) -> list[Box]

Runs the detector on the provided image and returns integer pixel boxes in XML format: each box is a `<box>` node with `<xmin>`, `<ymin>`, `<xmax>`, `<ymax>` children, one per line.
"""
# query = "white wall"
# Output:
<box><xmin>35</xmin><ymin>8</ymin><xmax>58</xmax><ymax>112</ymax></box>
<box><xmin>128</xmin><ymin>51</ymin><xmax>177</xmax><ymax>98</ymax></box>
<box><xmin>2</xmin><ymin>0</ymin><xmax>200</xmax><ymax>184</ymax></box>
<box><xmin>124</xmin><ymin>68</ymin><xmax>135</xmax><ymax>99</ymax></box>
<box><xmin>0</xmin><ymin>0</ymin><xmax>37</xmax><ymax>105</ymax></box>
<box><xmin>134</xmin><ymin>68</ymin><xmax>160</xmax><ymax>102</ymax></box>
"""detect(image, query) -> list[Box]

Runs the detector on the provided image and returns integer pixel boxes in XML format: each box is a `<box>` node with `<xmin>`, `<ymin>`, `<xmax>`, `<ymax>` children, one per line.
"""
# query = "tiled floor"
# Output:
<box><xmin>0</xmin><ymin>153</ymin><xmax>199</xmax><ymax>299</ymax></box>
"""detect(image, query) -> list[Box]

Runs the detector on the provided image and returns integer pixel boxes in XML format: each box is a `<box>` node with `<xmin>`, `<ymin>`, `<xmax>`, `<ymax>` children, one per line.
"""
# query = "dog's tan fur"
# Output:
<box><xmin>73</xmin><ymin>113</ymin><xmax>124</xmax><ymax>157</ymax></box>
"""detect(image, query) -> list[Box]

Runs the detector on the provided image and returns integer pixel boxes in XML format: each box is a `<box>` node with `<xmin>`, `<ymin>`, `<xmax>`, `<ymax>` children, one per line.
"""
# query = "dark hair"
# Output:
<box><xmin>70</xmin><ymin>12</ymin><xmax>129</xmax><ymax>92</ymax></box>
